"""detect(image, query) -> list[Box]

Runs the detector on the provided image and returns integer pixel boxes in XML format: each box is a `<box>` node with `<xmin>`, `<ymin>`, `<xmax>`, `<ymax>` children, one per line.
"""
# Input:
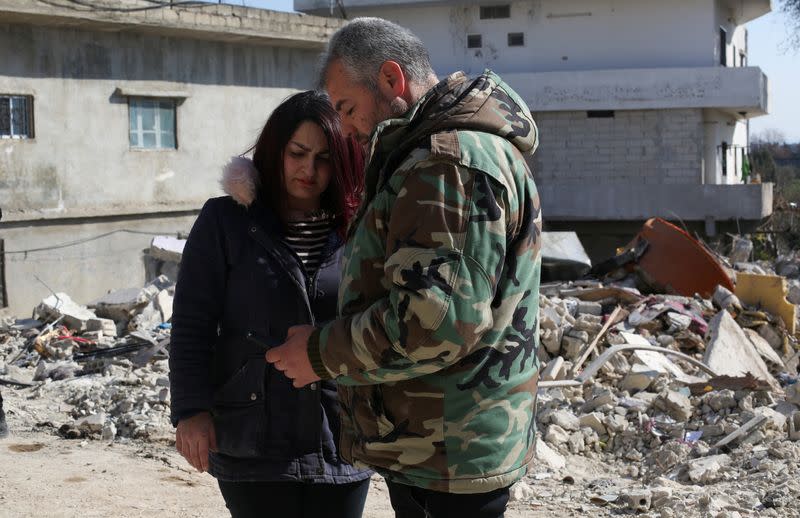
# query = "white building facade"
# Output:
<box><xmin>297</xmin><ymin>0</ymin><xmax>773</xmax><ymax>254</ymax></box>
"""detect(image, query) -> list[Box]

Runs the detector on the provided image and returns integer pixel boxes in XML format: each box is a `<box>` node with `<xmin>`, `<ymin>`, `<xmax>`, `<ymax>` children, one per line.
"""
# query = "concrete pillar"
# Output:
<box><xmin>703</xmin><ymin>120</ymin><xmax>719</xmax><ymax>185</ymax></box>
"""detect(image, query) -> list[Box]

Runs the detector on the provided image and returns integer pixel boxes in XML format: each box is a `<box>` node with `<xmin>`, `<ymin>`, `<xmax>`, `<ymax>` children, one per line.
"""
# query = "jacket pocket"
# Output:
<box><xmin>346</xmin><ymin>384</ymin><xmax>396</xmax><ymax>443</ymax></box>
<box><xmin>211</xmin><ymin>357</ymin><xmax>268</xmax><ymax>458</ymax></box>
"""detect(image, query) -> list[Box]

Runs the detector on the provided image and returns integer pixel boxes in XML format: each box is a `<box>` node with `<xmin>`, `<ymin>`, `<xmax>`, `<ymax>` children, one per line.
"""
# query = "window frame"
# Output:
<box><xmin>467</xmin><ymin>34</ymin><xmax>483</xmax><ymax>49</ymax></box>
<box><xmin>127</xmin><ymin>96</ymin><xmax>178</xmax><ymax>150</ymax></box>
<box><xmin>480</xmin><ymin>5</ymin><xmax>511</xmax><ymax>19</ymax></box>
<box><xmin>0</xmin><ymin>94</ymin><xmax>34</xmax><ymax>140</ymax></box>
<box><xmin>507</xmin><ymin>32</ymin><xmax>525</xmax><ymax>47</ymax></box>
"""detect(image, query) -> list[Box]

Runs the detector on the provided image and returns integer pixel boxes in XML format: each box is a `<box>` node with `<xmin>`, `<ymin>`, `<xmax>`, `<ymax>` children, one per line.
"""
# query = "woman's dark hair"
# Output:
<box><xmin>251</xmin><ymin>90</ymin><xmax>364</xmax><ymax>234</ymax></box>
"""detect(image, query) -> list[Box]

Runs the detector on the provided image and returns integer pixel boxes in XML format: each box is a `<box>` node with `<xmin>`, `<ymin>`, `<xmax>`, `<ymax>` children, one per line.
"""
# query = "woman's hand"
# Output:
<box><xmin>176</xmin><ymin>412</ymin><xmax>217</xmax><ymax>473</ymax></box>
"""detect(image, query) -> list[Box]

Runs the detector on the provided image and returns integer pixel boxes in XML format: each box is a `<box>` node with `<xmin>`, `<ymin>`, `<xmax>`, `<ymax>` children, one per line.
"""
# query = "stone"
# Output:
<box><xmin>665</xmin><ymin>312</ymin><xmax>692</xmax><ymax>331</ymax></box>
<box><xmin>604</xmin><ymin>414</ymin><xmax>628</xmax><ymax>433</ymax></box>
<box><xmin>582</xmin><ymin>390</ymin><xmax>617</xmax><ymax>413</ymax></box>
<box><xmin>706</xmin><ymin>389</ymin><xmax>737</xmax><ymax>412</ymax></box>
<box><xmin>657</xmin><ymin>390</ymin><xmax>693</xmax><ymax>422</ymax></box>
<box><xmin>155</xmin><ymin>289</ymin><xmax>174</xmax><ymax>322</ymax></box>
<box><xmin>754</xmin><ymin>406</ymin><xmax>787</xmax><ymax>432</ymax></box>
<box><xmin>620</xmin><ymin>363</ymin><xmax>659</xmax><ymax>392</ymax></box>
<box><xmin>86</xmin><ymin>317</ymin><xmax>117</xmax><ymax>337</ymax></box>
<box><xmin>535</xmin><ymin>437</ymin><xmax>566</xmax><ymax>469</ymax></box>
<box><xmin>544</xmin><ymin>424</ymin><xmax>570</xmax><ymax>446</ymax></box>
<box><xmin>34</xmin><ymin>293</ymin><xmax>97</xmax><ymax>331</ymax></box>
<box><xmin>541</xmin><ymin>356</ymin><xmax>565</xmax><ymax>381</ymax></box>
<box><xmin>729</xmin><ymin>237</ymin><xmax>753</xmax><ymax>263</ymax></box>
<box><xmin>712</xmin><ymin>284</ymin><xmax>742</xmax><ymax>311</ymax></box>
<box><xmin>785</xmin><ymin>383</ymin><xmax>800</xmax><ymax>406</ymax></box>
<box><xmin>551</xmin><ymin>410</ymin><xmax>580</xmax><ymax>431</ymax></box>
<box><xmin>509</xmin><ymin>480</ymin><xmax>534</xmax><ymax>502</ymax></box>
<box><xmin>579</xmin><ymin>412</ymin><xmax>606</xmax><ymax>435</ymax></box>
<box><xmin>743</xmin><ymin>328</ymin><xmax>785</xmax><ymax>369</ymax></box>
<box><xmin>541</xmin><ymin>329</ymin><xmax>561</xmax><ymax>355</ymax></box>
<box><xmin>75</xmin><ymin>412</ymin><xmax>106</xmax><ymax>434</ymax></box>
<box><xmin>789</xmin><ymin>411</ymin><xmax>800</xmax><ymax>441</ymax></box>
<box><xmin>577</xmin><ymin>300</ymin><xmax>602</xmax><ymax>316</ymax></box>
<box><xmin>101</xmin><ymin>422</ymin><xmax>117</xmax><ymax>440</ymax></box>
<box><xmin>622</xmin><ymin>489</ymin><xmax>652</xmax><ymax>513</ymax></box>
<box><xmin>788</xmin><ymin>280</ymin><xmax>800</xmax><ymax>305</ymax></box>
<box><xmin>686</xmin><ymin>454</ymin><xmax>731</xmax><ymax>483</ymax></box>
<box><xmin>757</xmin><ymin>324</ymin><xmax>783</xmax><ymax>350</ymax></box>
<box><xmin>561</xmin><ymin>335</ymin><xmax>585</xmax><ymax>360</ymax></box>
<box><xmin>567</xmin><ymin>431</ymin><xmax>585</xmax><ymax>453</ymax></box>
<box><xmin>704</xmin><ymin>311</ymin><xmax>780</xmax><ymax>392</ymax></box>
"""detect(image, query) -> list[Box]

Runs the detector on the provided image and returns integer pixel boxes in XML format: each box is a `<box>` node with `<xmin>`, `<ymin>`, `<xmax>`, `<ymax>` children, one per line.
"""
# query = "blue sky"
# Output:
<box><xmin>256</xmin><ymin>0</ymin><xmax>799</xmax><ymax>142</ymax></box>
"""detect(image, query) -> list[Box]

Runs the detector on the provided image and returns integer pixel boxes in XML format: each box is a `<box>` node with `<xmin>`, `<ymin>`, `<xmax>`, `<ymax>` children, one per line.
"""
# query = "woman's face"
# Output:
<box><xmin>282</xmin><ymin>120</ymin><xmax>332</xmax><ymax>212</ymax></box>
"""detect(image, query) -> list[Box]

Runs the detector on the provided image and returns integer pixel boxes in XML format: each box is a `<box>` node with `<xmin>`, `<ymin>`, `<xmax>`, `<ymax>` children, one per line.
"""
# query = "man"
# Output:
<box><xmin>267</xmin><ymin>18</ymin><xmax>542</xmax><ymax>517</ymax></box>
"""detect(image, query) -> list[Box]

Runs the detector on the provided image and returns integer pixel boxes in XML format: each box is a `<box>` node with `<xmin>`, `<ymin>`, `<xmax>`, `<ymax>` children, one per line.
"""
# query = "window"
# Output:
<box><xmin>0</xmin><ymin>95</ymin><xmax>33</xmax><ymax>139</ymax></box>
<box><xmin>721</xmin><ymin>142</ymin><xmax>728</xmax><ymax>176</ymax></box>
<box><xmin>740</xmin><ymin>52</ymin><xmax>747</xmax><ymax>67</ymax></box>
<box><xmin>508</xmin><ymin>32</ymin><xmax>524</xmax><ymax>47</ymax></box>
<box><xmin>480</xmin><ymin>5</ymin><xmax>510</xmax><ymax>19</ymax></box>
<box><xmin>128</xmin><ymin>97</ymin><xmax>177</xmax><ymax>149</ymax></box>
<box><xmin>719</xmin><ymin>27</ymin><xmax>727</xmax><ymax>66</ymax></box>
<box><xmin>467</xmin><ymin>34</ymin><xmax>482</xmax><ymax>49</ymax></box>
<box><xmin>587</xmin><ymin>110</ymin><xmax>615</xmax><ymax>118</ymax></box>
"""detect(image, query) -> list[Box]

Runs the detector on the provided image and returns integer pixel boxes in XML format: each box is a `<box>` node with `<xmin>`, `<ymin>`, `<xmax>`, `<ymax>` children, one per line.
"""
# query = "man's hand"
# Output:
<box><xmin>266</xmin><ymin>325</ymin><xmax>321</xmax><ymax>388</ymax></box>
<box><xmin>176</xmin><ymin>411</ymin><xmax>216</xmax><ymax>473</ymax></box>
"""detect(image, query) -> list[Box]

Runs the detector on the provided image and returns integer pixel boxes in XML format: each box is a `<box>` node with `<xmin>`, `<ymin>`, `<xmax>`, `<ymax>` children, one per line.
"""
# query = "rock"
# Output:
<box><xmin>535</xmin><ymin>437</ymin><xmax>566</xmax><ymax>469</ymax></box>
<box><xmin>551</xmin><ymin>410</ymin><xmax>580</xmax><ymax>431</ymax></box>
<box><xmin>704</xmin><ymin>311</ymin><xmax>780</xmax><ymax>392</ymax></box>
<box><xmin>509</xmin><ymin>480</ymin><xmax>534</xmax><ymax>502</ymax></box>
<box><xmin>86</xmin><ymin>317</ymin><xmax>117</xmax><ymax>337</ymax></box>
<box><xmin>541</xmin><ymin>356</ymin><xmax>565</xmax><ymax>381</ymax></box>
<box><xmin>620</xmin><ymin>363</ymin><xmax>659</xmax><ymax>393</ymax></box>
<box><xmin>757</xmin><ymin>324</ymin><xmax>783</xmax><ymax>350</ymax></box>
<box><xmin>754</xmin><ymin>406</ymin><xmax>787</xmax><ymax>432</ymax></box>
<box><xmin>579</xmin><ymin>412</ymin><xmax>606</xmax><ymax>435</ymax></box>
<box><xmin>729</xmin><ymin>237</ymin><xmax>753</xmax><ymax>263</ymax></box>
<box><xmin>706</xmin><ymin>389</ymin><xmax>737</xmax><ymax>412</ymax></box>
<box><xmin>686</xmin><ymin>454</ymin><xmax>731</xmax><ymax>483</ymax></box>
<box><xmin>34</xmin><ymin>293</ymin><xmax>97</xmax><ymax>331</ymax></box>
<box><xmin>712</xmin><ymin>284</ymin><xmax>742</xmax><ymax>311</ymax></box>
<box><xmin>561</xmin><ymin>335</ymin><xmax>585</xmax><ymax>360</ymax></box>
<box><xmin>665</xmin><ymin>312</ymin><xmax>692</xmax><ymax>331</ymax></box>
<box><xmin>101</xmin><ymin>422</ymin><xmax>117</xmax><ymax>440</ymax></box>
<box><xmin>541</xmin><ymin>328</ymin><xmax>561</xmax><ymax>355</ymax></box>
<box><xmin>743</xmin><ymin>328</ymin><xmax>785</xmax><ymax>369</ymax></box>
<box><xmin>75</xmin><ymin>412</ymin><xmax>106</xmax><ymax>434</ymax></box>
<box><xmin>604</xmin><ymin>414</ymin><xmax>628</xmax><ymax>433</ymax></box>
<box><xmin>577</xmin><ymin>300</ymin><xmax>602</xmax><ymax>316</ymax></box>
<box><xmin>788</xmin><ymin>280</ymin><xmax>800</xmax><ymax>305</ymax></box>
<box><xmin>544</xmin><ymin>424</ymin><xmax>570</xmax><ymax>446</ymax></box>
<box><xmin>155</xmin><ymin>289</ymin><xmax>174</xmax><ymax>322</ymax></box>
<box><xmin>622</xmin><ymin>489</ymin><xmax>652</xmax><ymax>513</ymax></box>
<box><xmin>657</xmin><ymin>390</ymin><xmax>693</xmax><ymax>422</ymax></box>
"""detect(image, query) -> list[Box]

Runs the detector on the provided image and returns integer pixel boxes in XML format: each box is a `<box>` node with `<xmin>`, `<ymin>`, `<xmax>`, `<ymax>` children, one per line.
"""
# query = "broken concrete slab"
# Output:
<box><xmin>34</xmin><ymin>293</ymin><xmax>97</xmax><ymax>331</ymax></box>
<box><xmin>657</xmin><ymin>390</ymin><xmax>694</xmax><ymax>422</ymax></box>
<box><xmin>534</xmin><ymin>437</ymin><xmax>566</xmax><ymax>470</ymax></box>
<box><xmin>742</xmin><ymin>328</ymin><xmax>785</xmax><ymax>370</ymax></box>
<box><xmin>620</xmin><ymin>363</ymin><xmax>660</xmax><ymax>393</ymax></box>
<box><xmin>704</xmin><ymin>311</ymin><xmax>781</xmax><ymax>392</ymax></box>
<box><xmin>686</xmin><ymin>454</ymin><xmax>732</xmax><ymax>483</ymax></box>
<box><xmin>712</xmin><ymin>415</ymin><xmax>769</xmax><ymax>450</ymax></box>
<box><xmin>541</xmin><ymin>356</ymin><xmax>565</xmax><ymax>382</ymax></box>
<box><xmin>148</xmin><ymin>235</ymin><xmax>186</xmax><ymax>263</ymax></box>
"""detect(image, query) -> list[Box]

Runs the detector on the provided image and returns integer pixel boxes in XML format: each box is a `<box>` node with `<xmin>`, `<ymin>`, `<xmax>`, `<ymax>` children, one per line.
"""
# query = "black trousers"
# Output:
<box><xmin>217</xmin><ymin>479</ymin><xmax>370</xmax><ymax>518</ymax></box>
<box><xmin>386</xmin><ymin>481</ymin><xmax>510</xmax><ymax>518</ymax></box>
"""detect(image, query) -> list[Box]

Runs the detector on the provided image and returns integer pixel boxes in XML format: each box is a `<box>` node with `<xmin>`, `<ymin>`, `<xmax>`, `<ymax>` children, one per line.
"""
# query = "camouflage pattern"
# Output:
<box><xmin>307</xmin><ymin>71</ymin><xmax>542</xmax><ymax>493</ymax></box>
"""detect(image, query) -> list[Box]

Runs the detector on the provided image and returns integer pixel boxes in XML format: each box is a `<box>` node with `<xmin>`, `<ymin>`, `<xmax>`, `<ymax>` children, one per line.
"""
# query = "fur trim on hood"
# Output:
<box><xmin>221</xmin><ymin>156</ymin><xmax>259</xmax><ymax>207</ymax></box>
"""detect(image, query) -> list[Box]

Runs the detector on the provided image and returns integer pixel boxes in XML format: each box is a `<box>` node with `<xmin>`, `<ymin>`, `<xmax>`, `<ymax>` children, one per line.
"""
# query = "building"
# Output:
<box><xmin>0</xmin><ymin>0</ymin><xmax>343</xmax><ymax>315</ymax></box>
<box><xmin>297</xmin><ymin>0</ymin><xmax>773</xmax><ymax>258</ymax></box>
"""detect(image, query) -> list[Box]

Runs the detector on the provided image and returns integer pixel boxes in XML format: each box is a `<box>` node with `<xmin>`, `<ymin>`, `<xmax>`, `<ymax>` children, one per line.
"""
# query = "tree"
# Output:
<box><xmin>785</xmin><ymin>0</ymin><xmax>800</xmax><ymax>47</ymax></box>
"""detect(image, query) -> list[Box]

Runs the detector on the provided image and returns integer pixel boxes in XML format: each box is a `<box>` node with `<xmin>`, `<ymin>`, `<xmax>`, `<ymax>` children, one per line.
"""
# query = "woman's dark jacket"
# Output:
<box><xmin>169</xmin><ymin>159</ymin><xmax>371</xmax><ymax>483</ymax></box>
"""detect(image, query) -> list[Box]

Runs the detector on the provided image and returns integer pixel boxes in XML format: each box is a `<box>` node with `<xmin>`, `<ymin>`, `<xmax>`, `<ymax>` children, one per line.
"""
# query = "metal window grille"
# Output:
<box><xmin>128</xmin><ymin>97</ymin><xmax>177</xmax><ymax>149</ymax></box>
<box><xmin>508</xmin><ymin>32</ymin><xmax>524</xmax><ymax>47</ymax></box>
<box><xmin>0</xmin><ymin>95</ymin><xmax>33</xmax><ymax>139</ymax></box>
<box><xmin>480</xmin><ymin>5</ymin><xmax>510</xmax><ymax>19</ymax></box>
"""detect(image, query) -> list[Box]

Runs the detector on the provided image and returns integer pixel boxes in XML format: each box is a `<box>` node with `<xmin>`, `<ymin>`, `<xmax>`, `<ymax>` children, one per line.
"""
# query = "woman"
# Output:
<box><xmin>169</xmin><ymin>91</ymin><xmax>370</xmax><ymax>518</ymax></box>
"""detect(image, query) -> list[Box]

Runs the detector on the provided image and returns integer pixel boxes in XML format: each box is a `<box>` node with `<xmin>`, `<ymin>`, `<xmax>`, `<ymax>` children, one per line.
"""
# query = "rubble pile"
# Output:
<box><xmin>1</xmin><ymin>230</ymin><xmax>799</xmax><ymax>516</ymax></box>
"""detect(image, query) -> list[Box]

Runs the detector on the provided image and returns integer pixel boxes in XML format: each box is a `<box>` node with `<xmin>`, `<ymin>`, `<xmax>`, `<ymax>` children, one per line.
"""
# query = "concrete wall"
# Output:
<box><xmin>531</xmin><ymin>109</ymin><xmax>704</xmax><ymax>187</ymax></box>
<box><xmin>0</xmin><ymin>17</ymin><xmax>326</xmax><ymax>315</ymax></box>
<box><xmin>0</xmin><ymin>22</ymin><xmax>320</xmax><ymax>221</ymax></box>
<box><xmin>342</xmin><ymin>0</ymin><xmax>717</xmax><ymax>75</ymax></box>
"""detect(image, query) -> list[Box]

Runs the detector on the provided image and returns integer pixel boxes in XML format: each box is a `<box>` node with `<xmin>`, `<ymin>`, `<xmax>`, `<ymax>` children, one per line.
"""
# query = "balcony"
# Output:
<box><xmin>503</xmin><ymin>66</ymin><xmax>769</xmax><ymax>118</ymax></box>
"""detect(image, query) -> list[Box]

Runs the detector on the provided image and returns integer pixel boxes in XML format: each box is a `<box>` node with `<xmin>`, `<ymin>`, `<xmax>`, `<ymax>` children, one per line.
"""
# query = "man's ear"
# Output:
<box><xmin>377</xmin><ymin>61</ymin><xmax>405</xmax><ymax>99</ymax></box>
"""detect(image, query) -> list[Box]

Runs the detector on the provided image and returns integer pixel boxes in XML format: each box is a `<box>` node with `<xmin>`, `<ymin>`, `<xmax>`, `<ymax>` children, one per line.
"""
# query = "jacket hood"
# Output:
<box><xmin>405</xmin><ymin>70</ymin><xmax>538</xmax><ymax>155</ymax></box>
<box><xmin>221</xmin><ymin>156</ymin><xmax>259</xmax><ymax>207</ymax></box>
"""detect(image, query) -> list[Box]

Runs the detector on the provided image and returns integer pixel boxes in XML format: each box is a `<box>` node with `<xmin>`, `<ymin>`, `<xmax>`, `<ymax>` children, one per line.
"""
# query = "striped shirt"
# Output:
<box><xmin>284</xmin><ymin>212</ymin><xmax>334</xmax><ymax>276</ymax></box>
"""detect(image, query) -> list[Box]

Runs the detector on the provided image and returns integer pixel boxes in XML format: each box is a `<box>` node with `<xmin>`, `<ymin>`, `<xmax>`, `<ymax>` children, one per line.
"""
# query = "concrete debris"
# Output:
<box><xmin>3</xmin><ymin>230</ymin><xmax>800</xmax><ymax>517</ymax></box>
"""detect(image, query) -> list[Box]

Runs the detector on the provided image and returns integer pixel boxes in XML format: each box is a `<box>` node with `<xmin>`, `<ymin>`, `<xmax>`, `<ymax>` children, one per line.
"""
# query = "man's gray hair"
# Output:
<box><xmin>318</xmin><ymin>17</ymin><xmax>435</xmax><ymax>92</ymax></box>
